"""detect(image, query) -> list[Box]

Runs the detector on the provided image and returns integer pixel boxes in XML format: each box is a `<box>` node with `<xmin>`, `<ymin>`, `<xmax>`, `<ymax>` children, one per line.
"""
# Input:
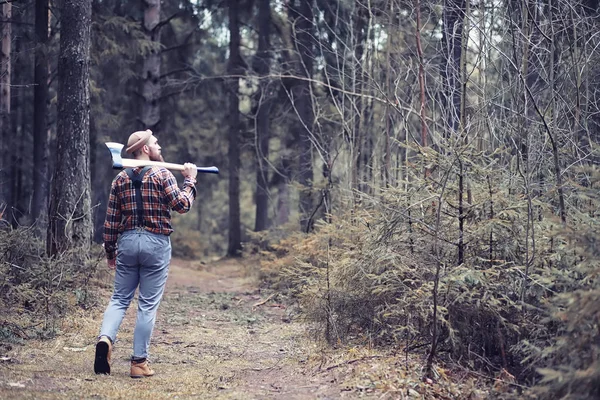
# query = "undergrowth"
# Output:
<box><xmin>0</xmin><ymin>225</ymin><xmax>104</xmax><ymax>351</ymax></box>
<box><xmin>253</xmin><ymin>163</ymin><xmax>600</xmax><ymax>399</ymax></box>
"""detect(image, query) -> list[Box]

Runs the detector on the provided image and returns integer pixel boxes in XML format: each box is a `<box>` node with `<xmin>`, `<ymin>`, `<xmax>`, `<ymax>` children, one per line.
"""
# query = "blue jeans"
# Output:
<box><xmin>99</xmin><ymin>228</ymin><xmax>171</xmax><ymax>359</ymax></box>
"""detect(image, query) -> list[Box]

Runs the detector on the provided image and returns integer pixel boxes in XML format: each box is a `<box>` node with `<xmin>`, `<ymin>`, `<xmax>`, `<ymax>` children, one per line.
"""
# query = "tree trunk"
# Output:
<box><xmin>275</xmin><ymin>157</ymin><xmax>292</xmax><ymax>226</ymax></box>
<box><xmin>292</xmin><ymin>0</ymin><xmax>315</xmax><ymax>232</ymax></box>
<box><xmin>141</xmin><ymin>0</ymin><xmax>161</xmax><ymax>129</ymax></box>
<box><xmin>33</xmin><ymin>0</ymin><xmax>50</xmax><ymax>229</ymax></box>
<box><xmin>441</xmin><ymin>0</ymin><xmax>467</xmax><ymax>137</ymax></box>
<box><xmin>10</xmin><ymin>10</ymin><xmax>23</xmax><ymax>225</ymax></box>
<box><xmin>254</xmin><ymin>0</ymin><xmax>272</xmax><ymax>232</ymax></box>
<box><xmin>227</xmin><ymin>0</ymin><xmax>242</xmax><ymax>256</ymax></box>
<box><xmin>547</xmin><ymin>0</ymin><xmax>566</xmax><ymax>224</ymax></box>
<box><xmin>47</xmin><ymin>0</ymin><xmax>93</xmax><ymax>256</ymax></box>
<box><xmin>384</xmin><ymin>0</ymin><xmax>393</xmax><ymax>188</ymax></box>
<box><xmin>10</xmin><ymin>0</ymin><xmax>35</xmax><ymax>227</ymax></box>
<box><xmin>415</xmin><ymin>0</ymin><xmax>428</xmax><ymax>151</ymax></box>
<box><xmin>351</xmin><ymin>6</ymin><xmax>366</xmax><ymax>196</ymax></box>
<box><xmin>356</xmin><ymin>7</ymin><xmax>374</xmax><ymax>195</ymax></box>
<box><xmin>0</xmin><ymin>2</ymin><xmax>12</xmax><ymax>218</ymax></box>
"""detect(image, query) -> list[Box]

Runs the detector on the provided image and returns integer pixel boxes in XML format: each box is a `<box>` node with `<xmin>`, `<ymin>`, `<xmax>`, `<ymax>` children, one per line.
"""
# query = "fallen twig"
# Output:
<box><xmin>252</xmin><ymin>293</ymin><xmax>276</xmax><ymax>308</ymax></box>
<box><xmin>321</xmin><ymin>355</ymin><xmax>384</xmax><ymax>372</ymax></box>
<box><xmin>7</xmin><ymin>263</ymin><xmax>25</xmax><ymax>270</ymax></box>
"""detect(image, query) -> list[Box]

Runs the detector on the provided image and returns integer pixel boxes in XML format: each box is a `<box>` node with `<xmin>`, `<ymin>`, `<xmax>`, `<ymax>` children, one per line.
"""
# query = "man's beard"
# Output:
<box><xmin>150</xmin><ymin>153</ymin><xmax>164</xmax><ymax>162</ymax></box>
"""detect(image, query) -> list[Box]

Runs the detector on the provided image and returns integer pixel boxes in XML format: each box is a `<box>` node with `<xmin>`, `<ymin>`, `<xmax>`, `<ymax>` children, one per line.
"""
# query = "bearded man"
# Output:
<box><xmin>94</xmin><ymin>129</ymin><xmax>198</xmax><ymax>378</ymax></box>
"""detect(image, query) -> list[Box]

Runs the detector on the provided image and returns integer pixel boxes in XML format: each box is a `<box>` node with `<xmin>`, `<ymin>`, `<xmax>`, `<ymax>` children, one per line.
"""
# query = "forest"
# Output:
<box><xmin>1</xmin><ymin>0</ymin><xmax>599</xmax><ymax>398</ymax></box>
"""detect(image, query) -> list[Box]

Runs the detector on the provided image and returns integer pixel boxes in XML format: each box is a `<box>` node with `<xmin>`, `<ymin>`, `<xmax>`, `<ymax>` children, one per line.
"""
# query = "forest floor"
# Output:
<box><xmin>0</xmin><ymin>257</ymin><xmax>507</xmax><ymax>399</ymax></box>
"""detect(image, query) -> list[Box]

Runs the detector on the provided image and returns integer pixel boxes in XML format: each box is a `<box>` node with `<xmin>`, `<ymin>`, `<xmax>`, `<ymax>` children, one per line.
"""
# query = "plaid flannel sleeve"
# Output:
<box><xmin>103</xmin><ymin>179</ymin><xmax>121</xmax><ymax>260</ymax></box>
<box><xmin>164</xmin><ymin>170</ymin><xmax>196</xmax><ymax>214</ymax></box>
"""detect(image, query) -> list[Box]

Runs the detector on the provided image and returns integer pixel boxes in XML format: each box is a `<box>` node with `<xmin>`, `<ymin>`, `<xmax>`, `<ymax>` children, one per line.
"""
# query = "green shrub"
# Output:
<box><xmin>260</xmin><ymin>165</ymin><xmax>599</xmax><ymax>399</ymax></box>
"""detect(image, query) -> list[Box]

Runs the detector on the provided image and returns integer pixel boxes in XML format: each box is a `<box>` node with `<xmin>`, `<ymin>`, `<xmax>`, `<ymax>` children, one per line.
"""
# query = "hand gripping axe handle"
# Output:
<box><xmin>106</xmin><ymin>142</ymin><xmax>219</xmax><ymax>174</ymax></box>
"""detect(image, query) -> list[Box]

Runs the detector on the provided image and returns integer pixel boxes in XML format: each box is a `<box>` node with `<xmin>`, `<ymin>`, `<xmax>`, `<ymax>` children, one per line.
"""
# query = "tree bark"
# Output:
<box><xmin>547</xmin><ymin>0</ymin><xmax>566</xmax><ymax>224</ymax></box>
<box><xmin>10</xmin><ymin>7</ymin><xmax>25</xmax><ymax>225</ymax></box>
<box><xmin>227</xmin><ymin>0</ymin><xmax>242</xmax><ymax>256</ymax></box>
<box><xmin>384</xmin><ymin>0</ymin><xmax>393</xmax><ymax>188</ymax></box>
<box><xmin>441</xmin><ymin>0</ymin><xmax>467</xmax><ymax>137</ymax></box>
<box><xmin>291</xmin><ymin>0</ymin><xmax>315</xmax><ymax>232</ymax></box>
<box><xmin>415</xmin><ymin>0</ymin><xmax>427</xmax><ymax>149</ymax></box>
<box><xmin>0</xmin><ymin>2</ymin><xmax>12</xmax><ymax>218</ymax></box>
<box><xmin>141</xmin><ymin>0</ymin><xmax>161</xmax><ymax>129</ymax></box>
<box><xmin>33</xmin><ymin>0</ymin><xmax>50</xmax><ymax>229</ymax></box>
<box><xmin>351</xmin><ymin>6</ymin><xmax>366</xmax><ymax>195</ymax></box>
<box><xmin>47</xmin><ymin>0</ymin><xmax>93</xmax><ymax>256</ymax></box>
<box><xmin>275</xmin><ymin>157</ymin><xmax>292</xmax><ymax>226</ymax></box>
<box><xmin>254</xmin><ymin>0</ymin><xmax>272</xmax><ymax>232</ymax></box>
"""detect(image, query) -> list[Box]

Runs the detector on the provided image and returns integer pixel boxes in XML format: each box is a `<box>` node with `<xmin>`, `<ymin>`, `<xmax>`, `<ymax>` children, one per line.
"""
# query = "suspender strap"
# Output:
<box><xmin>125</xmin><ymin>166</ymin><xmax>152</xmax><ymax>228</ymax></box>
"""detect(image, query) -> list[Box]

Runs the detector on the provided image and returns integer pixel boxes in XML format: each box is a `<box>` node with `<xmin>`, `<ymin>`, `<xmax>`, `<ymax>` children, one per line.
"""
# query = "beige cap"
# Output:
<box><xmin>126</xmin><ymin>129</ymin><xmax>153</xmax><ymax>154</ymax></box>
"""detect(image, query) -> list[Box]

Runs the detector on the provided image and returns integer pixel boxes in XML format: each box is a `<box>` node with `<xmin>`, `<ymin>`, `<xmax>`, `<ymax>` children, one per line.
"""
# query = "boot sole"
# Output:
<box><xmin>94</xmin><ymin>342</ymin><xmax>111</xmax><ymax>375</ymax></box>
<box><xmin>130</xmin><ymin>374</ymin><xmax>154</xmax><ymax>379</ymax></box>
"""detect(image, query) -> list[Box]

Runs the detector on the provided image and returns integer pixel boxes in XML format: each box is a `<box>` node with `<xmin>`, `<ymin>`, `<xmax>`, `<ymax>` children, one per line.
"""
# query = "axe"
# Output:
<box><xmin>106</xmin><ymin>142</ymin><xmax>219</xmax><ymax>174</ymax></box>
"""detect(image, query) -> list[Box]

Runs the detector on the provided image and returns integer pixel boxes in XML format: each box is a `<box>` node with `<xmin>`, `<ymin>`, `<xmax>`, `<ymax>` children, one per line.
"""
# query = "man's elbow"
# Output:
<box><xmin>174</xmin><ymin>201</ymin><xmax>192</xmax><ymax>214</ymax></box>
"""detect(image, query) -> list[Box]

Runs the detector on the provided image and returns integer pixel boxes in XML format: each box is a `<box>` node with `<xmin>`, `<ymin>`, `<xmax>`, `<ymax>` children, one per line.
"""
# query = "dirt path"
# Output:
<box><xmin>0</xmin><ymin>258</ymin><xmax>369</xmax><ymax>399</ymax></box>
<box><xmin>0</xmin><ymin>258</ymin><xmax>497</xmax><ymax>399</ymax></box>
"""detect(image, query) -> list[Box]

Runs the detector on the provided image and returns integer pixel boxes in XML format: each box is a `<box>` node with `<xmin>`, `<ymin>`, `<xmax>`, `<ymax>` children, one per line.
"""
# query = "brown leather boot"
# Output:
<box><xmin>130</xmin><ymin>359</ymin><xmax>155</xmax><ymax>378</ymax></box>
<box><xmin>94</xmin><ymin>336</ymin><xmax>112</xmax><ymax>375</ymax></box>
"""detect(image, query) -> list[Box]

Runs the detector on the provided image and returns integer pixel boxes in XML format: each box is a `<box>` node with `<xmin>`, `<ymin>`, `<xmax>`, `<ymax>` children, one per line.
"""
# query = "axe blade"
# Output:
<box><xmin>105</xmin><ymin>142</ymin><xmax>125</xmax><ymax>169</ymax></box>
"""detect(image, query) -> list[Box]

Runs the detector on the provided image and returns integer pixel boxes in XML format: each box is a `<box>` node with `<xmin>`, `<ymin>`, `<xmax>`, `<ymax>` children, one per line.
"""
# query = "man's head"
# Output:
<box><xmin>126</xmin><ymin>129</ymin><xmax>163</xmax><ymax>162</ymax></box>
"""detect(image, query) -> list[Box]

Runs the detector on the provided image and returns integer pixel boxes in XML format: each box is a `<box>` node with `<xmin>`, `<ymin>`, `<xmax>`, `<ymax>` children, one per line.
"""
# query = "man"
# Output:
<box><xmin>94</xmin><ymin>129</ymin><xmax>198</xmax><ymax>378</ymax></box>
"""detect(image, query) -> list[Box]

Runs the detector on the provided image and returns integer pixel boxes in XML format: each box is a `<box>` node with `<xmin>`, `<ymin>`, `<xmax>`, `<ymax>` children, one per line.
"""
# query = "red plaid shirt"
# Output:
<box><xmin>103</xmin><ymin>166</ymin><xmax>197</xmax><ymax>260</ymax></box>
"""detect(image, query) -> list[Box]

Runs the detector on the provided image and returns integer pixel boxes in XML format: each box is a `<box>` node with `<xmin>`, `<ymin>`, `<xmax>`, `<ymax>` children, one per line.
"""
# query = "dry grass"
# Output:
<box><xmin>0</xmin><ymin>258</ymin><xmax>504</xmax><ymax>399</ymax></box>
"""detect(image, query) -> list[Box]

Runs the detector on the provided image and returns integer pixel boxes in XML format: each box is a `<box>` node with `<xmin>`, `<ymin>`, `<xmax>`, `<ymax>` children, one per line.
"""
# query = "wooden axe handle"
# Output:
<box><xmin>120</xmin><ymin>158</ymin><xmax>219</xmax><ymax>174</ymax></box>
